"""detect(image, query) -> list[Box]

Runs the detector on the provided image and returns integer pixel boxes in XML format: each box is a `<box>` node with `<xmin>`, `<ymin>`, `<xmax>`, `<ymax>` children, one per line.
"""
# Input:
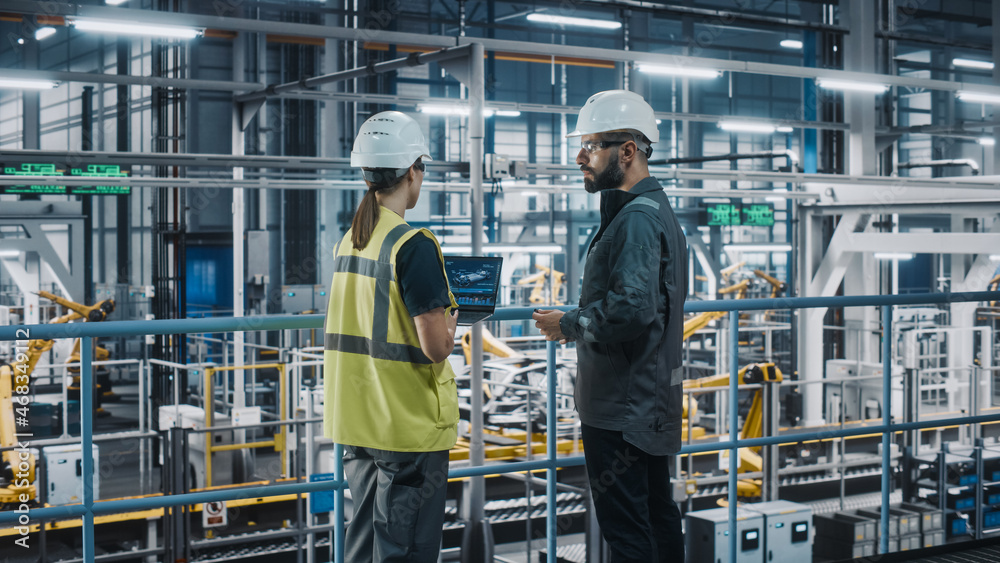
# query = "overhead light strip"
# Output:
<box><xmin>526</xmin><ymin>13</ymin><xmax>623</xmax><ymax>30</ymax></box>
<box><xmin>0</xmin><ymin>78</ymin><xmax>60</xmax><ymax>89</ymax></box>
<box><xmin>956</xmin><ymin>91</ymin><xmax>1000</xmax><ymax>104</ymax></box>
<box><xmin>70</xmin><ymin>18</ymin><xmax>203</xmax><ymax>39</ymax></box>
<box><xmin>953</xmin><ymin>58</ymin><xmax>994</xmax><ymax>70</ymax></box>
<box><xmin>722</xmin><ymin>244</ymin><xmax>793</xmax><ymax>253</ymax></box>
<box><xmin>817</xmin><ymin>79</ymin><xmax>889</xmax><ymax>93</ymax></box>
<box><xmin>718</xmin><ymin>121</ymin><xmax>777</xmax><ymax>134</ymax></box>
<box><xmin>873</xmin><ymin>252</ymin><xmax>914</xmax><ymax>260</ymax></box>
<box><xmin>635</xmin><ymin>63</ymin><xmax>721</xmax><ymax>79</ymax></box>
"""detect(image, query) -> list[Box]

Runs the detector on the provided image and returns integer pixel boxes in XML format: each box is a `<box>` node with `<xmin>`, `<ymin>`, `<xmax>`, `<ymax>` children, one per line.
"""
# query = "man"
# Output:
<box><xmin>533</xmin><ymin>90</ymin><xmax>688</xmax><ymax>562</ymax></box>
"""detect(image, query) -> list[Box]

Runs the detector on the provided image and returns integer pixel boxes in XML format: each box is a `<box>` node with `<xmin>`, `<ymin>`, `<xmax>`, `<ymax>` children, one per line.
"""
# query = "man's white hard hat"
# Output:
<box><xmin>350</xmin><ymin>111</ymin><xmax>432</xmax><ymax>169</ymax></box>
<box><xmin>566</xmin><ymin>89</ymin><xmax>660</xmax><ymax>144</ymax></box>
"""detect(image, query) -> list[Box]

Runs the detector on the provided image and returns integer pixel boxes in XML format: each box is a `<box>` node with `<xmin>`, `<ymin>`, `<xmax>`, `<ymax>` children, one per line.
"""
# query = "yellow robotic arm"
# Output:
<box><xmin>682</xmin><ymin>279</ymin><xmax>752</xmax><ymax>341</ymax></box>
<box><xmin>517</xmin><ymin>265</ymin><xmax>565</xmax><ymax>306</ymax></box>
<box><xmin>1</xmin><ymin>292</ymin><xmax>116</xmax><ymax>504</ymax></box>
<box><xmin>683</xmin><ymin>363</ymin><xmax>784</xmax><ymax>496</ymax></box>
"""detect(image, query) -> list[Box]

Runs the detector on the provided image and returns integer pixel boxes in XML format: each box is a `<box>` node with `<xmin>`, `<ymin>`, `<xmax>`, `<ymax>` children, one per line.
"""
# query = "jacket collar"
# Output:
<box><xmin>599</xmin><ymin>176</ymin><xmax>663</xmax><ymax>224</ymax></box>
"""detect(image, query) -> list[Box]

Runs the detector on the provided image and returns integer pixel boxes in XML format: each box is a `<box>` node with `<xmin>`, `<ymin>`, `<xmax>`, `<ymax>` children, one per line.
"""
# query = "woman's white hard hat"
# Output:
<box><xmin>350</xmin><ymin>111</ymin><xmax>432</xmax><ymax>169</ymax></box>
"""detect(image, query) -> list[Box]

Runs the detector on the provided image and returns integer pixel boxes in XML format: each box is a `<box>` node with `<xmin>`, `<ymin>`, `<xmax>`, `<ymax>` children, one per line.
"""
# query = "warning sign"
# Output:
<box><xmin>203</xmin><ymin>501</ymin><xmax>227</xmax><ymax>528</ymax></box>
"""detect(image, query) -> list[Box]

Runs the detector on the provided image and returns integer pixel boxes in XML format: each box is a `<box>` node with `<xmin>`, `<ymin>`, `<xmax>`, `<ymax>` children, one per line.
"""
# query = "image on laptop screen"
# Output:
<box><xmin>443</xmin><ymin>256</ymin><xmax>504</xmax><ymax>325</ymax></box>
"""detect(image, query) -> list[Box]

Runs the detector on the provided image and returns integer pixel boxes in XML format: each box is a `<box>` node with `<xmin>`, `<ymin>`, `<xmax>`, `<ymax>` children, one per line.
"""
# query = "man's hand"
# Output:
<box><xmin>532</xmin><ymin>309</ymin><xmax>573</xmax><ymax>344</ymax></box>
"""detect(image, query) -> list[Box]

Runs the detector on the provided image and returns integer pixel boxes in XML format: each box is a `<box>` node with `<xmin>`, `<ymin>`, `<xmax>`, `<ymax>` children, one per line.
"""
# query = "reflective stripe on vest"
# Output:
<box><xmin>325</xmin><ymin>222</ymin><xmax>429</xmax><ymax>361</ymax></box>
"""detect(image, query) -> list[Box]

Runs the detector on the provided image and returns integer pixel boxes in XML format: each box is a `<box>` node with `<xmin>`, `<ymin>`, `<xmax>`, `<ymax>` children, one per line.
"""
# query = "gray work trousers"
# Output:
<box><xmin>343</xmin><ymin>446</ymin><xmax>450</xmax><ymax>563</ymax></box>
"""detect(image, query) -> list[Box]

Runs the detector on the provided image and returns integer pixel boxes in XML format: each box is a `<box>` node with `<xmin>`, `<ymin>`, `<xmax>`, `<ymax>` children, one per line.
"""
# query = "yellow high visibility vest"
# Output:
<box><xmin>323</xmin><ymin>207</ymin><xmax>459</xmax><ymax>452</ymax></box>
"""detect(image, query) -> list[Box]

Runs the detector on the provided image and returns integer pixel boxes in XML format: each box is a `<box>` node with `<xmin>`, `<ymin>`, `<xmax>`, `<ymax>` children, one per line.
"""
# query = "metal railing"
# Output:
<box><xmin>2</xmin><ymin>291</ymin><xmax>1000</xmax><ymax>562</ymax></box>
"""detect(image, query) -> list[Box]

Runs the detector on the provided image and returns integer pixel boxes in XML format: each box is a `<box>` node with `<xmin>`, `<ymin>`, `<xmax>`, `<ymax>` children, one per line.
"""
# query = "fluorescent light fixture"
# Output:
<box><xmin>106</xmin><ymin>0</ymin><xmax>129</xmax><ymax>4</ymax></box>
<box><xmin>419</xmin><ymin>105</ymin><xmax>515</xmax><ymax>117</ymax></box>
<box><xmin>718</xmin><ymin>120</ymin><xmax>777</xmax><ymax>134</ymax></box>
<box><xmin>817</xmin><ymin>79</ymin><xmax>889</xmax><ymax>93</ymax></box>
<box><xmin>776</xmin><ymin>126</ymin><xmax>794</xmax><ymax>133</ymax></box>
<box><xmin>873</xmin><ymin>252</ymin><xmax>914</xmax><ymax>260</ymax></box>
<box><xmin>990</xmin><ymin>254</ymin><xmax>1000</xmax><ymax>261</ymax></box>
<box><xmin>780</xmin><ymin>39</ymin><xmax>803</xmax><ymax>49</ymax></box>
<box><xmin>0</xmin><ymin>250</ymin><xmax>21</xmax><ymax>258</ymax></box>
<box><xmin>71</xmin><ymin>18</ymin><xmax>203</xmax><ymax>39</ymax></box>
<box><xmin>723</xmin><ymin>243</ymin><xmax>793</xmax><ymax>253</ymax></box>
<box><xmin>520</xmin><ymin>191</ymin><xmax>539</xmax><ymax>197</ymax></box>
<box><xmin>978</xmin><ymin>137</ymin><xmax>996</xmax><ymax>147</ymax></box>
<box><xmin>953</xmin><ymin>58</ymin><xmax>994</xmax><ymax>70</ymax></box>
<box><xmin>441</xmin><ymin>244</ymin><xmax>563</xmax><ymax>254</ymax></box>
<box><xmin>0</xmin><ymin>78</ymin><xmax>60</xmax><ymax>89</ymax></box>
<box><xmin>956</xmin><ymin>91</ymin><xmax>1000</xmax><ymax>105</ymax></box>
<box><xmin>34</xmin><ymin>27</ymin><xmax>56</xmax><ymax>41</ymax></box>
<box><xmin>526</xmin><ymin>13</ymin><xmax>622</xmax><ymax>29</ymax></box>
<box><xmin>635</xmin><ymin>63</ymin><xmax>721</xmax><ymax>79</ymax></box>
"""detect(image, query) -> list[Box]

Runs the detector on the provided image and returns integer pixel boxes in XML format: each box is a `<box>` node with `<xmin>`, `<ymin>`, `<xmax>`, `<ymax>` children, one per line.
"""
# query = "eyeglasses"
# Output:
<box><xmin>413</xmin><ymin>160</ymin><xmax>425</xmax><ymax>172</ymax></box>
<box><xmin>580</xmin><ymin>140</ymin><xmax>627</xmax><ymax>154</ymax></box>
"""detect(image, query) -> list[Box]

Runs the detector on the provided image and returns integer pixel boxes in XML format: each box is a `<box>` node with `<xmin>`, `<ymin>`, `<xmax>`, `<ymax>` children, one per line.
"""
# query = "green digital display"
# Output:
<box><xmin>68</xmin><ymin>165</ymin><xmax>131</xmax><ymax>194</ymax></box>
<box><xmin>704</xmin><ymin>203</ymin><xmax>775</xmax><ymax>227</ymax></box>
<box><xmin>741</xmin><ymin>204</ymin><xmax>775</xmax><ymax>227</ymax></box>
<box><xmin>2</xmin><ymin>163</ymin><xmax>130</xmax><ymax>195</ymax></box>
<box><xmin>706</xmin><ymin>203</ymin><xmax>741</xmax><ymax>226</ymax></box>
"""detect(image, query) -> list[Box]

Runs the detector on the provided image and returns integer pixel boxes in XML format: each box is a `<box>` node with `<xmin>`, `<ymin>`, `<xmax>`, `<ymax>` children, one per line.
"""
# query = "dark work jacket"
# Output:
<box><xmin>560</xmin><ymin>177</ymin><xmax>688</xmax><ymax>455</ymax></box>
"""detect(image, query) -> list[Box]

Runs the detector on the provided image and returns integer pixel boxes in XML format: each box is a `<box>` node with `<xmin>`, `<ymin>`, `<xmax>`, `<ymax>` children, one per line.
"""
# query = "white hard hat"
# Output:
<box><xmin>350</xmin><ymin>111</ymin><xmax>432</xmax><ymax>169</ymax></box>
<box><xmin>566</xmin><ymin>89</ymin><xmax>660</xmax><ymax>144</ymax></box>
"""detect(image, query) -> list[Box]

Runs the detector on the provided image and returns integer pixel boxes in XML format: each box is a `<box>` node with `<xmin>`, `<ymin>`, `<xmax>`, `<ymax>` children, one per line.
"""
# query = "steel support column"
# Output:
<box><xmin>463</xmin><ymin>40</ymin><xmax>492</xmax><ymax>563</ymax></box>
<box><xmin>233</xmin><ymin>32</ymin><xmax>247</xmax><ymax>409</ymax></box>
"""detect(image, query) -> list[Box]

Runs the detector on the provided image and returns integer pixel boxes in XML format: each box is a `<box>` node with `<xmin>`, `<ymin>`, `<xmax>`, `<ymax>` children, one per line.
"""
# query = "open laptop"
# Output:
<box><xmin>443</xmin><ymin>256</ymin><xmax>504</xmax><ymax>325</ymax></box>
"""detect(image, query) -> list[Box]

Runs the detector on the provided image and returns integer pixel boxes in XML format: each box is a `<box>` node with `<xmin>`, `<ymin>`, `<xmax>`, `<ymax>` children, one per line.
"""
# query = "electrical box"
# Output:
<box><xmin>485</xmin><ymin>153</ymin><xmax>511</xmax><ymax>179</ymax></box>
<box><xmin>686</xmin><ymin>507</ymin><xmax>764</xmax><ymax>563</ymax></box>
<box><xmin>43</xmin><ymin>444</ymin><xmax>99</xmax><ymax>506</ymax></box>
<box><xmin>282</xmin><ymin>284</ymin><xmax>317</xmax><ymax>314</ymax></box>
<box><xmin>232</xmin><ymin>406</ymin><xmax>262</xmax><ymax>427</ymax></box>
<box><xmin>746</xmin><ymin>500</ymin><xmax>812</xmax><ymax>563</ymax></box>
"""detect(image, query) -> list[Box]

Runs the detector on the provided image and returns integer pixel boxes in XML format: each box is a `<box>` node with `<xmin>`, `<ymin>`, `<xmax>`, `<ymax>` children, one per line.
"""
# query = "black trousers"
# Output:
<box><xmin>581</xmin><ymin>424</ymin><xmax>685</xmax><ymax>563</ymax></box>
<box><xmin>343</xmin><ymin>446</ymin><xmax>450</xmax><ymax>563</ymax></box>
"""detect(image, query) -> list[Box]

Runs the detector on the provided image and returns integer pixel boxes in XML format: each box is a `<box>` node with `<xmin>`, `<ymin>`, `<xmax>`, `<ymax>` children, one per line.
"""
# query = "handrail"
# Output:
<box><xmin>5</xmin><ymin>290</ymin><xmax>999</xmax><ymax>341</ymax></box>
<box><xmin>2</xmin><ymin>290</ymin><xmax>1000</xmax><ymax>563</ymax></box>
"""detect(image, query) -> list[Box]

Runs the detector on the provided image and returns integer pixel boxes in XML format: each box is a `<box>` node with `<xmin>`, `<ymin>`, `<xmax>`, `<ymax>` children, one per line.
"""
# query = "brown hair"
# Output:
<box><xmin>350</xmin><ymin>168</ymin><xmax>409</xmax><ymax>250</ymax></box>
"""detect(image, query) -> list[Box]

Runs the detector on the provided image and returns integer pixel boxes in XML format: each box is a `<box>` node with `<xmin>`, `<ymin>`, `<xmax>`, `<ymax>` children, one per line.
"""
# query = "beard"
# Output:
<box><xmin>583</xmin><ymin>151</ymin><xmax>626</xmax><ymax>193</ymax></box>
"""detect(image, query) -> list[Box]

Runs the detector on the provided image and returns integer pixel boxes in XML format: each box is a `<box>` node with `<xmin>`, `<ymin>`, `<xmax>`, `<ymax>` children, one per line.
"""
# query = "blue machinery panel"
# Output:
<box><xmin>3</xmin><ymin>290</ymin><xmax>1000</xmax><ymax>561</ymax></box>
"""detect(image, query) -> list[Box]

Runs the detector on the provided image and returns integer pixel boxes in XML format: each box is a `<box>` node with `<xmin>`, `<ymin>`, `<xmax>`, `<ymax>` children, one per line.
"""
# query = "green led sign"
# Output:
<box><xmin>705</xmin><ymin>203</ymin><xmax>741</xmax><ymax>226</ymax></box>
<box><xmin>2</xmin><ymin>163</ymin><xmax>66</xmax><ymax>194</ymax></box>
<box><xmin>2</xmin><ymin>163</ymin><xmax>130</xmax><ymax>195</ymax></box>
<box><xmin>741</xmin><ymin>204</ymin><xmax>775</xmax><ymax>227</ymax></box>
<box><xmin>704</xmin><ymin>203</ymin><xmax>775</xmax><ymax>227</ymax></box>
<box><xmin>69</xmin><ymin>165</ymin><xmax>131</xmax><ymax>194</ymax></box>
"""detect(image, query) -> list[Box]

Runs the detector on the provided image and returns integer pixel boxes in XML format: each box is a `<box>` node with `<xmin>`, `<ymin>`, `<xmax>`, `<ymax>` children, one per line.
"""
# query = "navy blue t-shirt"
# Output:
<box><xmin>395</xmin><ymin>232</ymin><xmax>451</xmax><ymax>317</ymax></box>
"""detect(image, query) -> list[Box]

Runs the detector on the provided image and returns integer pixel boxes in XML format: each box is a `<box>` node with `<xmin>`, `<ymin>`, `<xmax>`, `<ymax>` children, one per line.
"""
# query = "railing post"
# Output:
<box><xmin>547</xmin><ymin>340</ymin><xmax>558</xmax><ymax>562</ymax></box>
<box><xmin>729</xmin><ymin>310</ymin><xmax>739</xmax><ymax>563</ymax></box>
<box><xmin>82</xmin><ymin>336</ymin><xmax>95</xmax><ymax>563</ymax></box>
<box><xmin>334</xmin><ymin>442</ymin><xmax>345</xmax><ymax>563</ymax></box>
<box><xmin>881</xmin><ymin>305</ymin><xmax>892</xmax><ymax>555</ymax></box>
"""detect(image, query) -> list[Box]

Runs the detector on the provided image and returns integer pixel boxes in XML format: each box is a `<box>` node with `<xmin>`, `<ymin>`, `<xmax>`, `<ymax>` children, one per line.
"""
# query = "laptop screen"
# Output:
<box><xmin>443</xmin><ymin>256</ymin><xmax>503</xmax><ymax>310</ymax></box>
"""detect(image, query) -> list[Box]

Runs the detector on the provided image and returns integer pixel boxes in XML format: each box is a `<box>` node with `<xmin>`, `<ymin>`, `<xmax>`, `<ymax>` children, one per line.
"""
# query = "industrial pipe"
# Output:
<box><xmin>896</xmin><ymin>159</ymin><xmax>980</xmax><ymax>175</ymax></box>
<box><xmin>650</xmin><ymin>149</ymin><xmax>800</xmax><ymax>171</ymax></box>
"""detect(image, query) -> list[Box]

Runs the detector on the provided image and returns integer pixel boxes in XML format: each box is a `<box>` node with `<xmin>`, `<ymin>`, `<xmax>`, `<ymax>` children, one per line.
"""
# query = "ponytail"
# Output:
<box><xmin>351</xmin><ymin>189</ymin><xmax>381</xmax><ymax>250</ymax></box>
<box><xmin>350</xmin><ymin>164</ymin><xmax>416</xmax><ymax>250</ymax></box>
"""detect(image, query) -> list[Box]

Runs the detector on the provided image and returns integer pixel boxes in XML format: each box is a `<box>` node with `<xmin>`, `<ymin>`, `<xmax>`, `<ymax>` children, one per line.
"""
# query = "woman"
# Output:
<box><xmin>323</xmin><ymin>111</ymin><xmax>459</xmax><ymax>562</ymax></box>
